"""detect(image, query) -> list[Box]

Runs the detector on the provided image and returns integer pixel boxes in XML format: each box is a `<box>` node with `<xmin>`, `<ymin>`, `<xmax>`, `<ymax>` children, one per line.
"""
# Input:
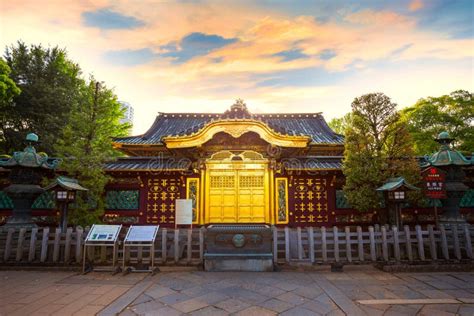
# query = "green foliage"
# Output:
<box><xmin>328</xmin><ymin>113</ymin><xmax>352</xmax><ymax>135</ymax></box>
<box><xmin>1</xmin><ymin>41</ymin><xmax>83</xmax><ymax>154</ymax></box>
<box><xmin>343</xmin><ymin>93</ymin><xmax>421</xmax><ymax>223</ymax></box>
<box><xmin>401</xmin><ymin>90</ymin><xmax>474</xmax><ymax>155</ymax></box>
<box><xmin>0</xmin><ymin>59</ymin><xmax>21</xmax><ymax>146</ymax></box>
<box><xmin>55</xmin><ymin>79</ymin><xmax>130</xmax><ymax>226</ymax></box>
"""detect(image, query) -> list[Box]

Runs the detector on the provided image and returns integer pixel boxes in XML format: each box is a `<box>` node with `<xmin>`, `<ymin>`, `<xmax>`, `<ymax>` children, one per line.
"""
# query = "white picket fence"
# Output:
<box><xmin>0</xmin><ymin>225</ymin><xmax>472</xmax><ymax>266</ymax></box>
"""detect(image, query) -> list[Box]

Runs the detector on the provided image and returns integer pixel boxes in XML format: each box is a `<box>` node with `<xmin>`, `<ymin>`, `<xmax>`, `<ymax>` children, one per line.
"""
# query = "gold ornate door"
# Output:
<box><xmin>205</xmin><ymin>151</ymin><xmax>269</xmax><ymax>224</ymax></box>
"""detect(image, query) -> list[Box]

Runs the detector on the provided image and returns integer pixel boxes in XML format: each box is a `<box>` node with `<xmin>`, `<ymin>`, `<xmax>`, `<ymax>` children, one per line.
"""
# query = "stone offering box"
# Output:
<box><xmin>204</xmin><ymin>224</ymin><xmax>273</xmax><ymax>272</ymax></box>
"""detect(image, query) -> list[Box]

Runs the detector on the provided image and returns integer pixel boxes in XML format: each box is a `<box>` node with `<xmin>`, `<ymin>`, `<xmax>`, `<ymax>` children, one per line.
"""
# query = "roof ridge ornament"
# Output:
<box><xmin>222</xmin><ymin>98</ymin><xmax>253</xmax><ymax>119</ymax></box>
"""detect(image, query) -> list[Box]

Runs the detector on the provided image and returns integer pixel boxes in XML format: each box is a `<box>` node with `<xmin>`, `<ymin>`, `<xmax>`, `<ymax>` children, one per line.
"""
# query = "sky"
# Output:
<box><xmin>1</xmin><ymin>0</ymin><xmax>473</xmax><ymax>135</ymax></box>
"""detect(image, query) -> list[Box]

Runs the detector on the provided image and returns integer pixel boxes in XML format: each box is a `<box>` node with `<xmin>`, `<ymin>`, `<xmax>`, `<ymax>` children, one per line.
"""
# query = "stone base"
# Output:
<box><xmin>204</xmin><ymin>255</ymin><xmax>274</xmax><ymax>272</ymax></box>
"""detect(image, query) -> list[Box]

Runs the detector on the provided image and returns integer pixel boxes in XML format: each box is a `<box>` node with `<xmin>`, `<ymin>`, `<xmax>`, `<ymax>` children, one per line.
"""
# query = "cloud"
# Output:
<box><xmin>82</xmin><ymin>8</ymin><xmax>145</xmax><ymax>29</ymax></box>
<box><xmin>409</xmin><ymin>0</ymin><xmax>424</xmax><ymax>11</ymax></box>
<box><xmin>272</xmin><ymin>49</ymin><xmax>309</xmax><ymax>62</ymax></box>
<box><xmin>318</xmin><ymin>49</ymin><xmax>337</xmax><ymax>60</ymax></box>
<box><xmin>104</xmin><ymin>48</ymin><xmax>156</xmax><ymax>66</ymax></box>
<box><xmin>159</xmin><ymin>32</ymin><xmax>238</xmax><ymax>63</ymax></box>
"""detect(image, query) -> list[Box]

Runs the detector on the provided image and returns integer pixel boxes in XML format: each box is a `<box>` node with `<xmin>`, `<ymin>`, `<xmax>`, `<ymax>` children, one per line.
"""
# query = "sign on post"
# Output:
<box><xmin>86</xmin><ymin>224</ymin><xmax>121</xmax><ymax>242</ymax></box>
<box><xmin>422</xmin><ymin>166</ymin><xmax>446</xmax><ymax>199</ymax></box>
<box><xmin>176</xmin><ymin>199</ymin><xmax>193</xmax><ymax>225</ymax></box>
<box><xmin>83</xmin><ymin>224</ymin><xmax>122</xmax><ymax>273</ymax></box>
<box><xmin>125</xmin><ymin>225</ymin><xmax>159</xmax><ymax>243</ymax></box>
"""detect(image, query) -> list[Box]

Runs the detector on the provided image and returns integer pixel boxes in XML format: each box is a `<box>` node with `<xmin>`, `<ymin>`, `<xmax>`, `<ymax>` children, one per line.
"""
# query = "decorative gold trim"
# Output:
<box><xmin>186</xmin><ymin>178</ymin><xmax>200</xmax><ymax>224</ymax></box>
<box><xmin>163</xmin><ymin>120</ymin><xmax>311</xmax><ymax>148</ymax></box>
<box><xmin>275</xmin><ymin>177</ymin><xmax>289</xmax><ymax>224</ymax></box>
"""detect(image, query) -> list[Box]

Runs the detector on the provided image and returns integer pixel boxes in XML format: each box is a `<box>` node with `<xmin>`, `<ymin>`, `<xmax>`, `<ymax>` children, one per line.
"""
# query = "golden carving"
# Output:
<box><xmin>164</xmin><ymin>120</ymin><xmax>310</xmax><ymax>149</ymax></box>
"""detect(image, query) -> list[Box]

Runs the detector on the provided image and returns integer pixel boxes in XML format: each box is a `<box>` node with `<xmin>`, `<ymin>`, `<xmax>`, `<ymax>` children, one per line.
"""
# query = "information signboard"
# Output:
<box><xmin>176</xmin><ymin>199</ymin><xmax>193</xmax><ymax>225</ymax></box>
<box><xmin>86</xmin><ymin>225</ymin><xmax>121</xmax><ymax>242</ymax></box>
<box><xmin>422</xmin><ymin>166</ymin><xmax>446</xmax><ymax>199</ymax></box>
<box><xmin>125</xmin><ymin>225</ymin><xmax>159</xmax><ymax>243</ymax></box>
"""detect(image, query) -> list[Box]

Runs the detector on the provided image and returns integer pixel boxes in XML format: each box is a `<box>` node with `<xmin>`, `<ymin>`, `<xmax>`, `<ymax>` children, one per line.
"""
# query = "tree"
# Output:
<box><xmin>328</xmin><ymin>113</ymin><xmax>352</xmax><ymax>135</ymax></box>
<box><xmin>0</xmin><ymin>59</ymin><xmax>21</xmax><ymax>144</ymax></box>
<box><xmin>2</xmin><ymin>41</ymin><xmax>83</xmax><ymax>154</ymax></box>
<box><xmin>342</xmin><ymin>93</ymin><xmax>421</xmax><ymax>224</ymax></box>
<box><xmin>55</xmin><ymin>79</ymin><xmax>130</xmax><ymax>226</ymax></box>
<box><xmin>401</xmin><ymin>90</ymin><xmax>474</xmax><ymax>155</ymax></box>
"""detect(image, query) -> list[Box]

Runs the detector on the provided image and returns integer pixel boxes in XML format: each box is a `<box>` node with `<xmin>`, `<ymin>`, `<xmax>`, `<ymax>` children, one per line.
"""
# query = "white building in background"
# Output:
<box><xmin>119</xmin><ymin>101</ymin><xmax>134</xmax><ymax>126</ymax></box>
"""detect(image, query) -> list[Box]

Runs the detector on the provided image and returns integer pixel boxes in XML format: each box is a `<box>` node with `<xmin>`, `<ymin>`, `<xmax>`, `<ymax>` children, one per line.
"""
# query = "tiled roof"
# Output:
<box><xmin>104</xmin><ymin>157</ymin><xmax>192</xmax><ymax>171</ymax></box>
<box><xmin>114</xmin><ymin>111</ymin><xmax>344</xmax><ymax>146</ymax></box>
<box><xmin>282</xmin><ymin>156</ymin><xmax>343</xmax><ymax>170</ymax></box>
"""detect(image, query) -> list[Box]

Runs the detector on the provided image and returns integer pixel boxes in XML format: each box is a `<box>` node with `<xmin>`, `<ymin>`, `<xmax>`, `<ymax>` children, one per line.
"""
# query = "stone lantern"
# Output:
<box><xmin>0</xmin><ymin>134</ymin><xmax>59</xmax><ymax>228</ymax></box>
<box><xmin>421</xmin><ymin>132</ymin><xmax>472</xmax><ymax>224</ymax></box>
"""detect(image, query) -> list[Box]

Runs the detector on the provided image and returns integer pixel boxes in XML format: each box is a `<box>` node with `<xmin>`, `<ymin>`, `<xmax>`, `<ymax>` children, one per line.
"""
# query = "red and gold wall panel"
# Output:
<box><xmin>287</xmin><ymin>174</ymin><xmax>337</xmax><ymax>226</ymax></box>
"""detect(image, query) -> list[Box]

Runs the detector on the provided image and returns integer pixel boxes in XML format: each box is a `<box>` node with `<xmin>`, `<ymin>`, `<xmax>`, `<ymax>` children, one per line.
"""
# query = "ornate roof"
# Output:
<box><xmin>114</xmin><ymin>100</ymin><xmax>344</xmax><ymax>147</ymax></box>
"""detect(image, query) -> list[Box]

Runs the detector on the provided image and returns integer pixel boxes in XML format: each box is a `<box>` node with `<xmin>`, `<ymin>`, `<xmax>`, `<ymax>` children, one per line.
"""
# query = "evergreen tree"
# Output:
<box><xmin>55</xmin><ymin>79</ymin><xmax>130</xmax><ymax>226</ymax></box>
<box><xmin>343</xmin><ymin>93</ymin><xmax>421</xmax><ymax>224</ymax></box>
<box><xmin>2</xmin><ymin>41</ymin><xmax>83</xmax><ymax>154</ymax></box>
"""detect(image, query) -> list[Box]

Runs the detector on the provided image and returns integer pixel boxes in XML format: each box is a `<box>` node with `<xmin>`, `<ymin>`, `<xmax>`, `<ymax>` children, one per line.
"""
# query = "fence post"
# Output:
<box><xmin>392</xmin><ymin>226</ymin><xmax>400</xmax><ymax>261</ymax></box>
<box><xmin>174</xmin><ymin>229</ymin><xmax>180</xmax><ymax>263</ymax></box>
<box><xmin>297</xmin><ymin>227</ymin><xmax>303</xmax><ymax>260</ymax></box>
<box><xmin>308</xmin><ymin>227</ymin><xmax>315</xmax><ymax>263</ymax></box>
<box><xmin>52</xmin><ymin>229</ymin><xmax>62</xmax><ymax>262</ymax></box>
<box><xmin>374</xmin><ymin>224</ymin><xmax>381</xmax><ymax>258</ymax></box>
<box><xmin>40</xmin><ymin>227</ymin><xmax>49</xmax><ymax>262</ymax></box>
<box><xmin>321</xmin><ymin>227</ymin><xmax>327</xmax><ymax>262</ymax></box>
<box><xmin>284</xmin><ymin>227</ymin><xmax>290</xmax><ymax>263</ymax></box>
<box><xmin>439</xmin><ymin>225</ymin><xmax>449</xmax><ymax>260</ymax></box>
<box><xmin>428</xmin><ymin>225</ymin><xmax>437</xmax><ymax>260</ymax></box>
<box><xmin>199</xmin><ymin>227</ymin><xmax>204</xmax><ymax>263</ymax></box>
<box><xmin>452</xmin><ymin>225</ymin><xmax>461</xmax><ymax>260</ymax></box>
<box><xmin>381</xmin><ymin>226</ymin><xmax>388</xmax><ymax>261</ymax></box>
<box><xmin>28</xmin><ymin>228</ymin><xmax>38</xmax><ymax>262</ymax></box>
<box><xmin>333</xmin><ymin>226</ymin><xmax>339</xmax><ymax>262</ymax></box>
<box><xmin>4</xmin><ymin>228</ymin><xmax>14</xmax><ymax>262</ymax></box>
<box><xmin>357</xmin><ymin>226</ymin><xmax>364</xmax><ymax>262</ymax></box>
<box><xmin>162</xmin><ymin>228</ymin><xmax>167</xmax><ymax>263</ymax></box>
<box><xmin>415</xmin><ymin>225</ymin><xmax>425</xmax><ymax>261</ymax></box>
<box><xmin>273</xmin><ymin>227</ymin><xmax>278</xmax><ymax>263</ymax></box>
<box><xmin>75</xmin><ymin>227</ymin><xmax>83</xmax><ymax>263</ymax></box>
<box><xmin>368</xmin><ymin>226</ymin><xmax>376</xmax><ymax>261</ymax></box>
<box><xmin>15</xmin><ymin>228</ymin><xmax>27</xmax><ymax>262</ymax></box>
<box><xmin>345</xmin><ymin>226</ymin><xmax>352</xmax><ymax>262</ymax></box>
<box><xmin>463</xmin><ymin>224</ymin><xmax>473</xmax><ymax>259</ymax></box>
<box><xmin>64</xmin><ymin>228</ymin><xmax>73</xmax><ymax>262</ymax></box>
<box><xmin>404</xmin><ymin>225</ymin><xmax>413</xmax><ymax>261</ymax></box>
<box><xmin>187</xmin><ymin>229</ymin><xmax>192</xmax><ymax>264</ymax></box>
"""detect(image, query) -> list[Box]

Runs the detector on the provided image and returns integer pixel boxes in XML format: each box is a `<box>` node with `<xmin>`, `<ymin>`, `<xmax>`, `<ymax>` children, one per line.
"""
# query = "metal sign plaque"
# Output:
<box><xmin>125</xmin><ymin>225</ymin><xmax>159</xmax><ymax>243</ymax></box>
<box><xmin>86</xmin><ymin>225</ymin><xmax>121</xmax><ymax>242</ymax></box>
<box><xmin>422</xmin><ymin>166</ymin><xmax>446</xmax><ymax>199</ymax></box>
<box><xmin>176</xmin><ymin>199</ymin><xmax>193</xmax><ymax>225</ymax></box>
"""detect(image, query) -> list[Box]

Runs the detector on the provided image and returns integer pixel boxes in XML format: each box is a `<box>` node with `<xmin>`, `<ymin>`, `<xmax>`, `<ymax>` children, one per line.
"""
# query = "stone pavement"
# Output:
<box><xmin>1</xmin><ymin>267</ymin><xmax>474</xmax><ymax>315</ymax></box>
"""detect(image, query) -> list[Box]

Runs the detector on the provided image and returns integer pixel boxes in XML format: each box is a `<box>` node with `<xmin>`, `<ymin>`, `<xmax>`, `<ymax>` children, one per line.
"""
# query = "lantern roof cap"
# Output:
<box><xmin>44</xmin><ymin>176</ymin><xmax>88</xmax><ymax>191</ymax></box>
<box><xmin>422</xmin><ymin>131</ymin><xmax>471</xmax><ymax>167</ymax></box>
<box><xmin>376</xmin><ymin>177</ymin><xmax>419</xmax><ymax>192</ymax></box>
<box><xmin>0</xmin><ymin>134</ymin><xmax>59</xmax><ymax>169</ymax></box>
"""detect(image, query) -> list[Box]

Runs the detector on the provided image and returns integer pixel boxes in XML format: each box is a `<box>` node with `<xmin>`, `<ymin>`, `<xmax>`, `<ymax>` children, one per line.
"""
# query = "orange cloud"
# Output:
<box><xmin>409</xmin><ymin>0</ymin><xmax>424</xmax><ymax>11</ymax></box>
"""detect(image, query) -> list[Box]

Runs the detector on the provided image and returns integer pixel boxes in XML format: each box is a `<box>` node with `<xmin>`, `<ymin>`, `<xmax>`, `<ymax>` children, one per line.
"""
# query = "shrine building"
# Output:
<box><xmin>106</xmin><ymin>100</ymin><xmax>348</xmax><ymax>227</ymax></box>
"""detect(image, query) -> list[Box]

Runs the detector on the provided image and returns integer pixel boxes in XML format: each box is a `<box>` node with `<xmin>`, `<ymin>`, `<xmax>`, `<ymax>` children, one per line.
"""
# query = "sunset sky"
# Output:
<box><xmin>1</xmin><ymin>0</ymin><xmax>473</xmax><ymax>134</ymax></box>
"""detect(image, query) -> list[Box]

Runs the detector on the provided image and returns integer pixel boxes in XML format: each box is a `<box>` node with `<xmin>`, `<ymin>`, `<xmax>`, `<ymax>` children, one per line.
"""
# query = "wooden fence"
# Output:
<box><xmin>0</xmin><ymin>225</ymin><xmax>472</xmax><ymax>266</ymax></box>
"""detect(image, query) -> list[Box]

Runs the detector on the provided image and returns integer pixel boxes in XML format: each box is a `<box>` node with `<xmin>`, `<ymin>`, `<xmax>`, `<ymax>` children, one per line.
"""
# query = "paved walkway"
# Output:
<box><xmin>1</xmin><ymin>267</ymin><xmax>473</xmax><ymax>315</ymax></box>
